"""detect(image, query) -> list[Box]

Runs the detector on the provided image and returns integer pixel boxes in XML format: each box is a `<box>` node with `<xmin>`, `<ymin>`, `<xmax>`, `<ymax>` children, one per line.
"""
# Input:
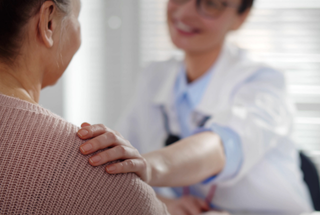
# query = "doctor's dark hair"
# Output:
<box><xmin>239</xmin><ymin>0</ymin><xmax>254</xmax><ymax>14</ymax></box>
<box><xmin>0</xmin><ymin>0</ymin><xmax>70</xmax><ymax>64</ymax></box>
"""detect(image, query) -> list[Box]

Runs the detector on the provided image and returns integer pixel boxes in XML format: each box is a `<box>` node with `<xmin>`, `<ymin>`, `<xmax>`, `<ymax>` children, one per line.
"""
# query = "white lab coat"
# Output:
<box><xmin>115</xmin><ymin>43</ymin><xmax>313</xmax><ymax>213</ymax></box>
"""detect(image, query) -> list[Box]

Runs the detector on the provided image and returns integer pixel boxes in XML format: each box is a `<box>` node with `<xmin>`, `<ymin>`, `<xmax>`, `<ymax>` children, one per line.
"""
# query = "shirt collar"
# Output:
<box><xmin>175</xmin><ymin>63</ymin><xmax>215</xmax><ymax>108</ymax></box>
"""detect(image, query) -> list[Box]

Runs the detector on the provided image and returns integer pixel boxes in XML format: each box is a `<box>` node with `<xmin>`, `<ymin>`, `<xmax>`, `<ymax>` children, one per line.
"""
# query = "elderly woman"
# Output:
<box><xmin>0</xmin><ymin>0</ymin><xmax>168</xmax><ymax>214</ymax></box>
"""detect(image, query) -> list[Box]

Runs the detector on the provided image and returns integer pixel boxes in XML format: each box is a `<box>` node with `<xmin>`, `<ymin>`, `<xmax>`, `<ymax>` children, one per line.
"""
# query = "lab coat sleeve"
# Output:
<box><xmin>204</xmin><ymin>68</ymin><xmax>296</xmax><ymax>186</ymax></box>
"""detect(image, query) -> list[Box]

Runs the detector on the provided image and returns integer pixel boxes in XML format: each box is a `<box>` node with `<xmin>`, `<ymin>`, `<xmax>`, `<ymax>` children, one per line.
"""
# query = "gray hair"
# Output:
<box><xmin>0</xmin><ymin>0</ymin><xmax>71</xmax><ymax>63</ymax></box>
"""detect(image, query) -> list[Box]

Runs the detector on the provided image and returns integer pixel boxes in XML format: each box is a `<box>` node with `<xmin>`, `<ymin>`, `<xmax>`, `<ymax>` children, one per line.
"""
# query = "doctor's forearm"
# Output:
<box><xmin>143</xmin><ymin>132</ymin><xmax>226</xmax><ymax>187</ymax></box>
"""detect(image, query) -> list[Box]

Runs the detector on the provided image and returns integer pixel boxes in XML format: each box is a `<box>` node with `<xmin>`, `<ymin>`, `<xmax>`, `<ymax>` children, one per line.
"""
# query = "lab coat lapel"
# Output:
<box><xmin>152</xmin><ymin>59</ymin><xmax>182</xmax><ymax>135</ymax></box>
<box><xmin>153</xmin><ymin>59</ymin><xmax>181</xmax><ymax>107</ymax></box>
<box><xmin>195</xmin><ymin>43</ymin><xmax>263</xmax><ymax>117</ymax></box>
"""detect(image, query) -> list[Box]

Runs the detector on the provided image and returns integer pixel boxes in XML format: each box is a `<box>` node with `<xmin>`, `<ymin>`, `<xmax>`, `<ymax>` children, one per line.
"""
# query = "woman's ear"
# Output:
<box><xmin>38</xmin><ymin>1</ymin><xmax>58</xmax><ymax>48</ymax></box>
<box><xmin>231</xmin><ymin>9</ymin><xmax>251</xmax><ymax>31</ymax></box>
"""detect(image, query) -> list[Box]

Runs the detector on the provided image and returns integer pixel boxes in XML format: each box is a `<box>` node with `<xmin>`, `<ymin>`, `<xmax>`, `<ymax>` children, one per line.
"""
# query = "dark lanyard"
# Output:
<box><xmin>160</xmin><ymin>106</ymin><xmax>211</xmax><ymax>146</ymax></box>
<box><xmin>160</xmin><ymin>106</ymin><xmax>217</xmax><ymax>205</ymax></box>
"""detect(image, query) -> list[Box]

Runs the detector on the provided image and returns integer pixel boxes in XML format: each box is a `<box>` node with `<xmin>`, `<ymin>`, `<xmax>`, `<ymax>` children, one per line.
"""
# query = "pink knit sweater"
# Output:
<box><xmin>0</xmin><ymin>94</ymin><xmax>169</xmax><ymax>215</ymax></box>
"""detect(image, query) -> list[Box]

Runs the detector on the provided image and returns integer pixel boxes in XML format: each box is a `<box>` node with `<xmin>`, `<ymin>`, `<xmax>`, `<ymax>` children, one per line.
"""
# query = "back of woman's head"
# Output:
<box><xmin>0</xmin><ymin>0</ymin><xmax>70</xmax><ymax>63</ymax></box>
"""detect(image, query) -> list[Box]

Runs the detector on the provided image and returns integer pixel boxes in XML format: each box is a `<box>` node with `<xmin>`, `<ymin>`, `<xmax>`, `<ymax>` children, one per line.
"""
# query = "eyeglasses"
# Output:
<box><xmin>170</xmin><ymin>0</ymin><xmax>240</xmax><ymax>19</ymax></box>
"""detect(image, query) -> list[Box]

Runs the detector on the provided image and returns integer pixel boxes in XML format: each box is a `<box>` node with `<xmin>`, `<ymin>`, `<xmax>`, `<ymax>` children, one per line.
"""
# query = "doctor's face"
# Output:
<box><xmin>167</xmin><ymin>0</ymin><xmax>249</xmax><ymax>54</ymax></box>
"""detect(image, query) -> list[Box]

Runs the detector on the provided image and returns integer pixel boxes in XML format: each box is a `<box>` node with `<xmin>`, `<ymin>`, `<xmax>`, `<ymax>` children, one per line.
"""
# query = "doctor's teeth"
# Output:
<box><xmin>176</xmin><ymin>22</ymin><xmax>194</xmax><ymax>33</ymax></box>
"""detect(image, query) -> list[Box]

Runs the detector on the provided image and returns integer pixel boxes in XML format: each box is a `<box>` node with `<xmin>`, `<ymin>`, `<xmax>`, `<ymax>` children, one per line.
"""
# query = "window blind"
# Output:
<box><xmin>139</xmin><ymin>0</ymin><xmax>320</xmax><ymax>172</ymax></box>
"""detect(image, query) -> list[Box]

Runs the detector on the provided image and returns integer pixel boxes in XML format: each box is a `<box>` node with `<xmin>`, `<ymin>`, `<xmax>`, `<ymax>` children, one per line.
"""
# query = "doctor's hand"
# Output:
<box><xmin>77</xmin><ymin>123</ymin><xmax>151</xmax><ymax>183</ymax></box>
<box><xmin>157</xmin><ymin>195</ymin><xmax>209</xmax><ymax>215</ymax></box>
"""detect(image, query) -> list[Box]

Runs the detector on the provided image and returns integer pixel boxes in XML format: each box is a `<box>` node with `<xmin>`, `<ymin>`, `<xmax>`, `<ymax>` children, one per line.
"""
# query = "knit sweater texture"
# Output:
<box><xmin>0</xmin><ymin>94</ymin><xmax>169</xmax><ymax>215</ymax></box>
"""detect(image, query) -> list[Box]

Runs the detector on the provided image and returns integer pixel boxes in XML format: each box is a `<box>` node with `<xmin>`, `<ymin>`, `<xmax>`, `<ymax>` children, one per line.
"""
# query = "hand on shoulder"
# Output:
<box><xmin>77</xmin><ymin>123</ymin><xmax>151</xmax><ymax>183</ymax></box>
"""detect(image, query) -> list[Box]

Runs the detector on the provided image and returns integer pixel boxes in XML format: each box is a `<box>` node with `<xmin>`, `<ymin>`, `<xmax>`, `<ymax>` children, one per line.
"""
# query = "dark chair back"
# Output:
<box><xmin>300</xmin><ymin>151</ymin><xmax>320</xmax><ymax>210</ymax></box>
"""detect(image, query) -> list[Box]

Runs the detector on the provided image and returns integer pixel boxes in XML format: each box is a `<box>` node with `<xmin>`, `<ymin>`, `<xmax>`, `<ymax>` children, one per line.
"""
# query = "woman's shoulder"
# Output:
<box><xmin>0</xmin><ymin>93</ymin><xmax>65</xmax><ymax>120</ymax></box>
<box><xmin>219</xmin><ymin>43</ymin><xmax>286</xmax><ymax>88</ymax></box>
<box><xmin>142</xmin><ymin>57</ymin><xmax>182</xmax><ymax>79</ymax></box>
<box><xmin>137</xmin><ymin>58</ymin><xmax>181</xmax><ymax>92</ymax></box>
<box><xmin>0</xmin><ymin>95</ymin><xmax>168</xmax><ymax>214</ymax></box>
<box><xmin>0</xmin><ymin>93</ymin><xmax>79</xmax><ymax>142</ymax></box>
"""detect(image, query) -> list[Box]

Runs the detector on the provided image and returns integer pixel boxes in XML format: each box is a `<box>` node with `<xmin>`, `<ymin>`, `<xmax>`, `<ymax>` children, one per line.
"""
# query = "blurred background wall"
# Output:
<box><xmin>39</xmin><ymin>0</ymin><xmax>320</xmax><ymax>172</ymax></box>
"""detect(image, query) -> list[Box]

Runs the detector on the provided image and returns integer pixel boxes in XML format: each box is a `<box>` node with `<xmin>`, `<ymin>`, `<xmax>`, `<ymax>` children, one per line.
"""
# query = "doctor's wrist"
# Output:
<box><xmin>143</xmin><ymin>152</ymin><xmax>168</xmax><ymax>187</ymax></box>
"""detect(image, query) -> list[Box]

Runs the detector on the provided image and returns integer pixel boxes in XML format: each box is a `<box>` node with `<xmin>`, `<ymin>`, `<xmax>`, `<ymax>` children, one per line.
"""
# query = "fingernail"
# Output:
<box><xmin>78</xmin><ymin>129</ymin><xmax>88</xmax><ymax>137</ymax></box>
<box><xmin>90</xmin><ymin>155</ymin><xmax>101</xmax><ymax>163</ymax></box>
<box><xmin>107</xmin><ymin>166</ymin><xmax>116</xmax><ymax>173</ymax></box>
<box><xmin>80</xmin><ymin>143</ymin><xmax>92</xmax><ymax>153</ymax></box>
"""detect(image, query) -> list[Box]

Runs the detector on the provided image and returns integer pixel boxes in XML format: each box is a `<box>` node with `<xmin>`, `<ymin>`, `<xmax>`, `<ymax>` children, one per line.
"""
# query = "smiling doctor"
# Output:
<box><xmin>77</xmin><ymin>0</ymin><xmax>313</xmax><ymax>214</ymax></box>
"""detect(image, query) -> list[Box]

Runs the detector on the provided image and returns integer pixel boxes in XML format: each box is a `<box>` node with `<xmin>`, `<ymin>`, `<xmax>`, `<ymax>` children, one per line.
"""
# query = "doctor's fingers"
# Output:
<box><xmin>78</xmin><ymin>123</ymin><xmax>124</xmax><ymax>140</ymax></box>
<box><xmin>179</xmin><ymin>197</ymin><xmax>205</xmax><ymax>215</ymax></box>
<box><xmin>80</xmin><ymin>122</ymin><xmax>91</xmax><ymax>128</ymax></box>
<box><xmin>170</xmin><ymin>207</ymin><xmax>190</xmax><ymax>215</ymax></box>
<box><xmin>88</xmin><ymin>145</ymin><xmax>141</xmax><ymax>167</ymax></box>
<box><xmin>79</xmin><ymin>129</ymin><xmax>130</xmax><ymax>155</ymax></box>
<box><xmin>105</xmin><ymin>158</ymin><xmax>148</xmax><ymax>180</ymax></box>
<box><xmin>192</xmin><ymin>197</ymin><xmax>209</xmax><ymax>212</ymax></box>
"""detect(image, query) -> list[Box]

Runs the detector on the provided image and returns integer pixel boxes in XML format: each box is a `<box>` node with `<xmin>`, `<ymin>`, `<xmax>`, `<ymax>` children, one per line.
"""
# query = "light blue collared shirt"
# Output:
<box><xmin>173</xmin><ymin>64</ymin><xmax>243</xmax><ymax>186</ymax></box>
